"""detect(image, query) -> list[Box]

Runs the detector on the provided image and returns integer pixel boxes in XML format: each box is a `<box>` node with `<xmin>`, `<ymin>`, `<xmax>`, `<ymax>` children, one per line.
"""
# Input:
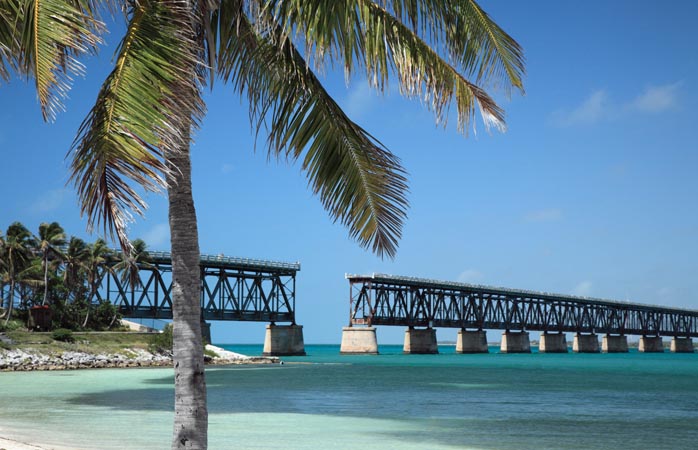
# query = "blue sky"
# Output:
<box><xmin>1</xmin><ymin>1</ymin><xmax>697</xmax><ymax>344</ymax></box>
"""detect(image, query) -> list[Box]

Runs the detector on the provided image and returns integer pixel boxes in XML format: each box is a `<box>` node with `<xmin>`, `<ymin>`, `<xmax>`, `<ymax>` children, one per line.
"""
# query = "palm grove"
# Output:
<box><xmin>0</xmin><ymin>221</ymin><xmax>151</xmax><ymax>331</ymax></box>
<box><xmin>1</xmin><ymin>1</ymin><xmax>524</xmax><ymax>449</ymax></box>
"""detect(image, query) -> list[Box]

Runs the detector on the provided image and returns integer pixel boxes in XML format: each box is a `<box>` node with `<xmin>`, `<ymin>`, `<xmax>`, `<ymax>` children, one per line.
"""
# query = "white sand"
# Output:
<box><xmin>0</xmin><ymin>436</ymin><xmax>49</xmax><ymax>450</ymax></box>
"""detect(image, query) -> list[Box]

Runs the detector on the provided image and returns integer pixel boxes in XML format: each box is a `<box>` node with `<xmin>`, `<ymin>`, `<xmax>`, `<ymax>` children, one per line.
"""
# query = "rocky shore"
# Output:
<box><xmin>0</xmin><ymin>345</ymin><xmax>278</xmax><ymax>371</ymax></box>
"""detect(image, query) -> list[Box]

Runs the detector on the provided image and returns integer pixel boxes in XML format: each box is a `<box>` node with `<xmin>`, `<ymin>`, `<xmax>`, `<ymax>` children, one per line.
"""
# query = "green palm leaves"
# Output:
<box><xmin>70</xmin><ymin>0</ymin><xmax>203</xmax><ymax>250</ymax></box>
<box><xmin>2</xmin><ymin>0</ymin><xmax>102</xmax><ymax>120</ymax></box>
<box><xmin>9</xmin><ymin>0</ymin><xmax>524</xmax><ymax>260</ymax></box>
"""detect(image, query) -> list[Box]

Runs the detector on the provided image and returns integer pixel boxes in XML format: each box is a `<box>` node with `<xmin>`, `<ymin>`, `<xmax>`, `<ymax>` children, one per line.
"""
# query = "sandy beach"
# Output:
<box><xmin>0</xmin><ymin>436</ymin><xmax>48</xmax><ymax>450</ymax></box>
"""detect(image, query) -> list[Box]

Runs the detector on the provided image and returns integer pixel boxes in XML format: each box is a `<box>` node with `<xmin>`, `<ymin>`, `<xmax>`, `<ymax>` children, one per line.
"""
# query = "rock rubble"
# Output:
<box><xmin>0</xmin><ymin>346</ymin><xmax>278</xmax><ymax>371</ymax></box>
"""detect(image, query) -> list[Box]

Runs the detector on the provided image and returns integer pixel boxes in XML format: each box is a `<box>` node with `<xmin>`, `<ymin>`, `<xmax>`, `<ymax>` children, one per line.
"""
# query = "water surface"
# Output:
<box><xmin>1</xmin><ymin>345</ymin><xmax>696</xmax><ymax>449</ymax></box>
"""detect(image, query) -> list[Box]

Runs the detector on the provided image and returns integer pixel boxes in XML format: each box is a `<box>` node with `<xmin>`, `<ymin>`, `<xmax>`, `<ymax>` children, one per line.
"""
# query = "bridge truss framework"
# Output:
<box><xmin>100</xmin><ymin>252</ymin><xmax>300</xmax><ymax>323</ymax></box>
<box><xmin>347</xmin><ymin>274</ymin><xmax>698</xmax><ymax>337</ymax></box>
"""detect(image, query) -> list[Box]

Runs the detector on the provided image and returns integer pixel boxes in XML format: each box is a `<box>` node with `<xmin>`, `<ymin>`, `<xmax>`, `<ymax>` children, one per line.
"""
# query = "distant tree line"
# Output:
<box><xmin>0</xmin><ymin>221</ymin><xmax>151</xmax><ymax>331</ymax></box>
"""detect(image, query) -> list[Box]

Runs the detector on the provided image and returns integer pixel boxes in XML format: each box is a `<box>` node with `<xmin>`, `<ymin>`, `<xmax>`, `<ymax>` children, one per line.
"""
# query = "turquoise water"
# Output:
<box><xmin>1</xmin><ymin>345</ymin><xmax>697</xmax><ymax>449</ymax></box>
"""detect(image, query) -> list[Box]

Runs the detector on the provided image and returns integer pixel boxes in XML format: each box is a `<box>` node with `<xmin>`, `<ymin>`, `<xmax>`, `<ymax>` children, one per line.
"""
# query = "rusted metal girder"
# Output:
<box><xmin>346</xmin><ymin>274</ymin><xmax>698</xmax><ymax>337</ymax></box>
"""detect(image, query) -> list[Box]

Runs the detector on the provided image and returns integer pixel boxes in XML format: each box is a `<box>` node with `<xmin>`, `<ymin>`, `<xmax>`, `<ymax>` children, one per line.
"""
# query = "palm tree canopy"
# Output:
<box><xmin>3</xmin><ymin>0</ymin><xmax>524</xmax><ymax>258</ymax></box>
<box><xmin>63</xmin><ymin>236</ymin><xmax>89</xmax><ymax>288</ymax></box>
<box><xmin>37</xmin><ymin>222</ymin><xmax>67</xmax><ymax>257</ymax></box>
<box><xmin>113</xmin><ymin>237</ymin><xmax>151</xmax><ymax>289</ymax></box>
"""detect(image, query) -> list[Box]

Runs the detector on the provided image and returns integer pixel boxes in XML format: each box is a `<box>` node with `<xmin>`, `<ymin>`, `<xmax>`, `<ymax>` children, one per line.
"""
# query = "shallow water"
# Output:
<box><xmin>1</xmin><ymin>345</ymin><xmax>697</xmax><ymax>449</ymax></box>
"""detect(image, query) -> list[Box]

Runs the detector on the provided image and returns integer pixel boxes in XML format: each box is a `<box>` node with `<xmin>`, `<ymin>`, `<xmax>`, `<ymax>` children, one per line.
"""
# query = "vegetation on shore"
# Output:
<box><xmin>0</xmin><ymin>221</ymin><xmax>152</xmax><ymax>332</ymax></box>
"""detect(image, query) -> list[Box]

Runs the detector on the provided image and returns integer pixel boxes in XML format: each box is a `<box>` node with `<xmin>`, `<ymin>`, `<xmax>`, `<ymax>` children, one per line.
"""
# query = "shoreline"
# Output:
<box><xmin>0</xmin><ymin>436</ymin><xmax>53</xmax><ymax>450</ymax></box>
<box><xmin>0</xmin><ymin>344</ymin><xmax>278</xmax><ymax>372</ymax></box>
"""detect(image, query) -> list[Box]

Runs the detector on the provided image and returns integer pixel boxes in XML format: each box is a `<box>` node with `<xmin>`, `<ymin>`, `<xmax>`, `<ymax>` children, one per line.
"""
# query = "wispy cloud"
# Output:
<box><xmin>523</xmin><ymin>208</ymin><xmax>563</xmax><ymax>223</ymax></box>
<box><xmin>458</xmin><ymin>269</ymin><xmax>484</xmax><ymax>284</ymax></box>
<box><xmin>551</xmin><ymin>82</ymin><xmax>681</xmax><ymax>126</ymax></box>
<box><xmin>29</xmin><ymin>188</ymin><xmax>67</xmax><ymax>213</ymax></box>
<box><xmin>572</xmin><ymin>281</ymin><xmax>593</xmax><ymax>297</ymax></box>
<box><xmin>627</xmin><ymin>83</ymin><xmax>680</xmax><ymax>113</ymax></box>
<box><xmin>140</xmin><ymin>223</ymin><xmax>170</xmax><ymax>249</ymax></box>
<box><xmin>221</xmin><ymin>163</ymin><xmax>234</xmax><ymax>174</ymax></box>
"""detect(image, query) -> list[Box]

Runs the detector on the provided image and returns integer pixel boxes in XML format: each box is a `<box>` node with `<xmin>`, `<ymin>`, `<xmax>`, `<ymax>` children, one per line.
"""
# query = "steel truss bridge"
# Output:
<box><xmin>346</xmin><ymin>274</ymin><xmax>698</xmax><ymax>337</ymax></box>
<box><xmin>99</xmin><ymin>252</ymin><xmax>300</xmax><ymax>323</ymax></box>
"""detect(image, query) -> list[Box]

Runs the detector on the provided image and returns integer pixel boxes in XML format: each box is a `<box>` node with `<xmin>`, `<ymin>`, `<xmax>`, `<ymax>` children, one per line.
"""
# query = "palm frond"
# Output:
<box><xmin>216</xmin><ymin>4</ymin><xmax>408</xmax><ymax>258</ymax></box>
<box><xmin>358</xmin><ymin>1</ymin><xmax>510</xmax><ymax>133</ymax></box>
<box><xmin>268</xmin><ymin>0</ymin><xmax>523</xmax><ymax>132</ymax></box>
<box><xmin>10</xmin><ymin>0</ymin><xmax>103</xmax><ymax>120</ymax></box>
<box><xmin>69</xmin><ymin>0</ymin><xmax>203</xmax><ymax>252</ymax></box>
<box><xmin>0</xmin><ymin>0</ymin><xmax>20</xmax><ymax>81</ymax></box>
<box><xmin>383</xmin><ymin>0</ymin><xmax>524</xmax><ymax>93</ymax></box>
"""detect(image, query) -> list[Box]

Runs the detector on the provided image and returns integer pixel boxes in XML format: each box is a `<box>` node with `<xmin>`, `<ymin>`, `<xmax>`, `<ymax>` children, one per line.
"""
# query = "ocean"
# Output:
<box><xmin>1</xmin><ymin>345</ymin><xmax>697</xmax><ymax>449</ymax></box>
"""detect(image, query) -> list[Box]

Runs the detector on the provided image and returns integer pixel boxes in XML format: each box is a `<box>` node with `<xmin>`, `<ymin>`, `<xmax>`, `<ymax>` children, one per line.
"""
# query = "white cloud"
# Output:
<box><xmin>458</xmin><ymin>269</ymin><xmax>484</xmax><ymax>284</ymax></box>
<box><xmin>627</xmin><ymin>82</ymin><xmax>680</xmax><ymax>113</ymax></box>
<box><xmin>140</xmin><ymin>223</ymin><xmax>170</xmax><ymax>249</ymax></box>
<box><xmin>552</xmin><ymin>90</ymin><xmax>608</xmax><ymax>126</ymax></box>
<box><xmin>572</xmin><ymin>281</ymin><xmax>593</xmax><ymax>297</ymax></box>
<box><xmin>523</xmin><ymin>208</ymin><xmax>563</xmax><ymax>223</ymax></box>
<box><xmin>29</xmin><ymin>188</ymin><xmax>67</xmax><ymax>213</ymax></box>
<box><xmin>551</xmin><ymin>82</ymin><xmax>681</xmax><ymax>127</ymax></box>
<box><xmin>221</xmin><ymin>163</ymin><xmax>234</xmax><ymax>174</ymax></box>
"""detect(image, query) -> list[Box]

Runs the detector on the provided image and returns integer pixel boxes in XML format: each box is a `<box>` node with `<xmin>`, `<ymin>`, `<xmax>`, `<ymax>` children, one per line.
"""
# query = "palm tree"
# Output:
<box><xmin>112</xmin><ymin>238</ymin><xmax>151</xmax><ymax>327</ymax></box>
<box><xmin>82</xmin><ymin>238</ymin><xmax>112</xmax><ymax>328</ymax></box>
<box><xmin>63</xmin><ymin>237</ymin><xmax>89</xmax><ymax>292</ymax></box>
<box><xmin>3</xmin><ymin>1</ymin><xmax>524</xmax><ymax>448</ymax></box>
<box><xmin>1</xmin><ymin>222</ymin><xmax>35</xmax><ymax>324</ymax></box>
<box><xmin>36</xmin><ymin>222</ymin><xmax>67</xmax><ymax>306</ymax></box>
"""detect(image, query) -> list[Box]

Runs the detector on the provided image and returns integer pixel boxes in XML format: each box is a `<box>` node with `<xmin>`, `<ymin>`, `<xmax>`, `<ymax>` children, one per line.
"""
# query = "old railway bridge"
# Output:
<box><xmin>339</xmin><ymin>273</ymin><xmax>698</xmax><ymax>354</ymax></box>
<box><xmin>99</xmin><ymin>251</ymin><xmax>305</xmax><ymax>355</ymax></box>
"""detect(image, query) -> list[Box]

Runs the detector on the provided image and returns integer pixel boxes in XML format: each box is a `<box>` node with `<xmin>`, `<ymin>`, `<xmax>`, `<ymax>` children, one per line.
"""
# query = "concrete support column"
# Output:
<box><xmin>638</xmin><ymin>336</ymin><xmax>664</xmax><ymax>353</ymax></box>
<box><xmin>500</xmin><ymin>331</ymin><xmax>531</xmax><ymax>353</ymax></box>
<box><xmin>671</xmin><ymin>337</ymin><xmax>694</xmax><ymax>353</ymax></box>
<box><xmin>539</xmin><ymin>332</ymin><xmax>568</xmax><ymax>353</ymax></box>
<box><xmin>602</xmin><ymin>335</ymin><xmax>629</xmax><ymax>353</ymax></box>
<box><xmin>403</xmin><ymin>328</ymin><xmax>438</xmax><ymax>354</ymax></box>
<box><xmin>456</xmin><ymin>330</ymin><xmax>489</xmax><ymax>353</ymax></box>
<box><xmin>573</xmin><ymin>333</ymin><xmax>600</xmax><ymax>353</ymax></box>
<box><xmin>340</xmin><ymin>326</ymin><xmax>379</xmax><ymax>354</ymax></box>
<box><xmin>263</xmin><ymin>324</ymin><xmax>306</xmax><ymax>356</ymax></box>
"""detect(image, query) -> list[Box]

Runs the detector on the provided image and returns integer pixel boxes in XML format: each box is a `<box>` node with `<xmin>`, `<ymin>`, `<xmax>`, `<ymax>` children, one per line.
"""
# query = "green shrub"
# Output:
<box><xmin>0</xmin><ymin>319</ymin><xmax>24</xmax><ymax>333</ymax></box>
<box><xmin>148</xmin><ymin>324</ymin><xmax>173</xmax><ymax>354</ymax></box>
<box><xmin>203</xmin><ymin>348</ymin><xmax>219</xmax><ymax>359</ymax></box>
<box><xmin>52</xmin><ymin>328</ymin><xmax>75</xmax><ymax>343</ymax></box>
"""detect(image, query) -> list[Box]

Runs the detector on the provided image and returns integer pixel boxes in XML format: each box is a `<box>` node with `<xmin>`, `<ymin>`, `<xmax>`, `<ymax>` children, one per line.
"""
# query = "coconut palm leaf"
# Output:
<box><xmin>7</xmin><ymin>0</ymin><xmax>102</xmax><ymax>120</ymax></box>
<box><xmin>270</xmin><ymin>0</ymin><xmax>524</xmax><ymax>133</ymax></box>
<box><xmin>216</xmin><ymin>4</ymin><xmax>408</xmax><ymax>258</ymax></box>
<box><xmin>0</xmin><ymin>0</ymin><xmax>19</xmax><ymax>81</ymax></box>
<box><xmin>69</xmin><ymin>0</ymin><xmax>204</xmax><ymax>252</ymax></box>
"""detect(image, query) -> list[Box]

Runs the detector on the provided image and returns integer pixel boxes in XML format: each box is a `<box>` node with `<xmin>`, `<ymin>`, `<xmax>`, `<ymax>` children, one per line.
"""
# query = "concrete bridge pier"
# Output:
<box><xmin>403</xmin><ymin>327</ymin><xmax>438</xmax><ymax>354</ymax></box>
<box><xmin>602</xmin><ymin>334</ymin><xmax>628</xmax><ymax>353</ymax></box>
<box><xmin>456</xmin><ymin>329</ymin><xmax>489</xmax><ymax>353</ymax></box>
<box><xmin>670</xmin><ymin>337</ymin><xmax>694</xmax><ymax>353</ymax></box>
<box><xmin>538</xmin><ymin>332</ymin><xmax>568</xmax><ymax>353</ymax></box>
<box><xmin>263</xmin><ymin>324</ymin><xmax>306</xmax><ymax>356</ymax></box>
<box><xmin>500</xmin><ymin>331</ymin><xmax>531</xmax><ymax>353</ymax></box>
<box><xmin>573</xmin><ymin>333</ymin><xmax>600</xmax><ymax>353</ymax></box>
<box><xmin>638</xmin><ymin>336</ymin><xmax>664</xmax><ymax>353</ymax></box>
<box><xmin>340</xmin><ymin>326</ymin><xmax>379</xmax><ymax>354</ymax></box>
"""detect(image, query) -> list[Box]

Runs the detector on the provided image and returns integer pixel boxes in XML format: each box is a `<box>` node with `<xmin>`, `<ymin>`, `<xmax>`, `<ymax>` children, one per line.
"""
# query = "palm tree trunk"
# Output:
<box><xmin>82</xmin><ymin>283</ymin><xmax>95</xmax><ymax>329</ymax></box>
<box><xmin>168</xmin><ymin>137</ymin><xmax>207</xmax><ymax>449</ymax></box>
<box><xmin>3</xmin><ymin>280</ymin><xmax>15</xmax><ymax>326</ymax></box>
<box><xmin>42</xmin><ymin>255</ymin><xmax>49</xmax><ymax>306</ymax></box>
